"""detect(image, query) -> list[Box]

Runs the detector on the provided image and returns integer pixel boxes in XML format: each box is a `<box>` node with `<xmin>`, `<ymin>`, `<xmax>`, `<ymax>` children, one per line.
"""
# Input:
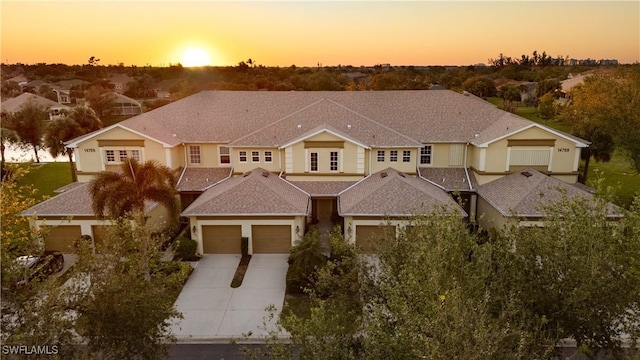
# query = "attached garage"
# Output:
<box><xmin>355</xmin><ymin>225</ymin><xmax>396</xmax><ymax>253</ymax></box>
<box><xmin>251</xmin><ymin>225</ymin><xmax>291</xmax><ymax>253</ymax></box>
<box><xmin>44</xmin><ymin>225</ymin><xmax>82</xmax><ymax>253</ymax></box>
<box><xmin>91</xmin><ymin>225</ymin><xmax>112</xmax><ymax>249</ymax></box>
<box><xmin>202</xmin><ymin>225</ymin><xmax>242</xmax><ymax>254</ymax></box>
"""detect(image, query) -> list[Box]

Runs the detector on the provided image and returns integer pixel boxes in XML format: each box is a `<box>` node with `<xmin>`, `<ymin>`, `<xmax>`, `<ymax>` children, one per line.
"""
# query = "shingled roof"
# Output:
<box><xmin>21</xmin><ymin>182</ymin><xmax>157</xmax><ymax>217</ymax></box>
<box><xmin>290</xmin><ymin>181</ymin><xmax>357</xmax><ymax>197</ymax></box>
<box><xmin>338</xmin><ymin>168</ymin><xmax>466</xmax><ymax>217</ymax></box>
<box><xmin>418</xmin><ymin>167</ymin><xmax>475</xmax><ymax>191</ymax></box>
<box><xmin>181</xmin><ymin>168</ymin><xmax>310</xmax><ymax>216</ymax></box>
<box><xmin>176</xmin><ymin>167</ymin><xmax>232</xmax><ymax>192</ymax></box>
<box><xmin>1</xmin><ymin>93</ymin><xmax>69</xmax><ymax>113</ymax></box>
<box><xmin>66</xmin><ymin>90</ymin><xmax>588</xmax><ymax>149</ymax></box>
<box><xmin>475</xmin><ymin>168</ymin><xmax>623</xmax><ymax>218</ymax></box>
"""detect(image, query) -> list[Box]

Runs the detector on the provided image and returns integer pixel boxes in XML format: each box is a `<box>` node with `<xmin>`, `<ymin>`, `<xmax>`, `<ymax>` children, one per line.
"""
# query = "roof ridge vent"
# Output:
<box><xmin>521</xmin><ymin>171</ymin><xmax>533</xmax><ymax>178</ymax></box>
<box><xmin>381</xmin><ymin>172</ymin><xmax>388</xmax><ymax>178</ymax></box>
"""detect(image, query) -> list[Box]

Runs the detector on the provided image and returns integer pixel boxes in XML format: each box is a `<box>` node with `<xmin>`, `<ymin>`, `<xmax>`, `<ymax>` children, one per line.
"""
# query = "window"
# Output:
<box><xmin>377</xmin><ymin>150</ymin><xmax>385</xmax><ymax>162</ymax></box>
<box><xmin>219</xmin><ymin>147</ymin><xmax>230</xmax><ymax>164</ymax></box>
<box><xmin>130</xmin><ymin>150</ymin><xmax>141</xmax><ymax>162</ymax></box>
<box><xmin>390</xmin><ymin>150</ymin><xmax>398</xmax><ymax>162</ymax></box>
<box><xmin>402</xmin><ymin>150</ymin><xmax>411</xmax><ymax>163</ymax></box>
<box><xmin>189</xmin><ymin>146</ymin><xmax>201</xmax><ymax>164</ymax></box>
<box><xmin>252</xmin><ymin>151</ymin><xmax>260</xmax><ymax>163</ymax></box>
<box><xmin>330</xmin><ymin>151</ymin><xmax>338</xmax><ymax>171</ymax></box>
<box><xmin>239</xmin><ymin>151</ymin><xmax>247</xmax><ymax>163</ymax></box>
<box><xmin>264</xmin><ymin>151</ymin><xmax>273</xmax><ymax>163</ymax></box>
<box><xmin>119</xmin><ymin>150</ymin><xmax>128</xmax><ymax>162</ymax></box>
<box><xmin>420</xmin><ymin>145</ymin><xmax>432</xmax><ymax>165</ymax></box>
<box><xmin>310</xmin><ymin>152</ymin><xmax>318</xmax><ymax>172</ymax></box>
<box><xmin>105</xmin><ymin>150</ymin><xmax>115</xmax><ymax>162</ymax></box>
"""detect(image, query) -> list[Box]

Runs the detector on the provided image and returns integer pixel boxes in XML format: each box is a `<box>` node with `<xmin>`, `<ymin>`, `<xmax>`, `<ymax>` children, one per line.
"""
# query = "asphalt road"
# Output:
<box><xmin>168</xmin><ymin>344</ymin><xmax>298</xmax><ymax>360</ymax></box>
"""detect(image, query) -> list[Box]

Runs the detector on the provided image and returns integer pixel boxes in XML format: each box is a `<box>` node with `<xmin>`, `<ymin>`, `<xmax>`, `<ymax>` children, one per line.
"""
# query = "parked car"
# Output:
<box><xmin>15</xmin><ymin>252</ymin><xmax>64</xmax><ymax>287</ymax></box>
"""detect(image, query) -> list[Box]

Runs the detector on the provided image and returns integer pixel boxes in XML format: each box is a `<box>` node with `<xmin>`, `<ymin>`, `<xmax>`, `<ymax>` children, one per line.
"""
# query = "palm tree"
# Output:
<box><xmin>45</xmin><ymin>107</ymin><xmax>102</xmax><ymax>182</ymax></box>
<box><xmin>89</xmin><ymin>158</ymin><xmax>180</xmax><ymax>223</ymax></box>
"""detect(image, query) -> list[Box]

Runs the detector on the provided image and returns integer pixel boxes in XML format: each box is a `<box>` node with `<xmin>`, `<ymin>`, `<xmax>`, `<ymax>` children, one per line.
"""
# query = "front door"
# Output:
<box><xmin>318</xmin><ymin>199</ymin><xmax>332</xmax><ymax>221</ymax></box>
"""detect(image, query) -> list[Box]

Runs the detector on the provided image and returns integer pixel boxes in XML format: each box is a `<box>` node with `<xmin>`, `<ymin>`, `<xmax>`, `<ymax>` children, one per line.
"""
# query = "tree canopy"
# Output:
<box><xmin>89</xmin><ymin>158</ymin><xmax>180</xmax><ymax>222</ymax></box>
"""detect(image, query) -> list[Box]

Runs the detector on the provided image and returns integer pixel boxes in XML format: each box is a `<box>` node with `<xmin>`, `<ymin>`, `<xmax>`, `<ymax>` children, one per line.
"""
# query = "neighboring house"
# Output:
<box><xmin>475</xmin><ymin>168</ymin><xmax>623</xmax><ymax>229</ymax></box>
<box><xmin>558</xmin><ymin>73</ymin><xmax>594</xmax><ymax>104</ymax></box>
<box><xmin>108</xmin><ymin>74</ymin><xmax>134</xmax><ymax>94</ymax></box>
<box><xmin>8</xmin><ymin>75</ymin><xmax>28</xmax><ymax>86</ymax></box>
<box><xmin>27</xmin><ymin>90</ymin><xmax>593</xmax><ymax>254</ymax></box>
<box><xmin>113</xmin><ymin>93</ymin><xmax>142</xmax><ymax>116</ymax></box>
<box><xmin>1</xmin><ymin>92</ymin><xmax>70</xmax><ymax>120</ymax></box>
<box><xmin>53</xmin><ymin>79</ymin><xmax>89</xmax><ymax>104</ymax></box>
<box><xmin>21</xmin><ymin>182</ymin><xmax>171</xmax><ymax>252</ymax></box>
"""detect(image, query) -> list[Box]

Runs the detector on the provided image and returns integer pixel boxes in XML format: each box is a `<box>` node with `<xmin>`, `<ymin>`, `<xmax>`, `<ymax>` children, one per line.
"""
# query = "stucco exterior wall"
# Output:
<box><xmin>75</xmin><ymin>127</ymin><xmax>167</xmax><ymax>178</ymax></box>
<box><xmin>476</xmin><ymin>196</ymin><xmax>508</xmax><ymax>230</ymax></box>
<box><xmin>369</xmin><ymin>148</ymin><xmax>418</xmax><ymax>173</ymax></box>
<box><xmin>231</xmin><ymin>148</ymin><xmax>281</xmax><ymax>173</ymax></box>
<box><xmin>287</xmin><ymin>132</ymin><xmax>363</xmax><ymax>175</ymax></box>
<box><xmin>185</xmin><ymin>143</ymin><xmax>221</xmax><ymax>167</ymax></box>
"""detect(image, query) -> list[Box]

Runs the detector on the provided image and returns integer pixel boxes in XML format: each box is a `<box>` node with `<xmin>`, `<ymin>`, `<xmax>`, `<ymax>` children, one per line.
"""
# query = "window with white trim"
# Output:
<box><xmin>219</xmin><ymin>147</ymin><xmax>230</xmax><ymax>164</ymax></box>
<box><xmin>119</xmin><ymin>150</ymin><xmax>128</xmax><ymax>162</ymax></box>
<box><xmin>310</xmin><ymin>152</ymin><xmax>318</xmax><ymax>172</ymax></box>
<box><xmin>251</xmin><ymin>151</ymin><xmax>260</xmax><ymax>163</ymax></box>
<box><xmin>189</xmin><ymin>146</ymin><xmax>201</xmax><ymax>164</ymax></box>
<box><xmin>105</xmin><ymin>150</ymin><xmax>115</xmax><ymax>162</ymax></box>
<box><xmin>130</xmin><ymin>150</ymin><xmax>141</xmax><ymax>162</ymax></box>
<box><xmin>402</xmin><ymin>150</ymin><xmax>411</xmax><ymax>163</ymax></box>
<box><xmin>420</xmin><ymin>145</ymin><xmax>432</xmax><ymax>165</ymax></box>
<box><xmin>239</xmin><ymin>151</ymin><xmax>247</xmax><ymax>163</ymax></box>
<box><xmin>390</xmin><ymin>150</ymin><xmax>398</xmax><ymax>163</ymax></box>
<box><xmin>377</xmin><ymin>150</ymin><xmax>385</xmax><ymax>162</ymax></box>
<box><xmin>330</xmin><ymin>151</ymin><xmax>338</xmax><ymax>171</ymax></box>
<box><xmin>264</xmin><ymin>151</ymin><xmax>273</xmax><ymax>163</ymax></box>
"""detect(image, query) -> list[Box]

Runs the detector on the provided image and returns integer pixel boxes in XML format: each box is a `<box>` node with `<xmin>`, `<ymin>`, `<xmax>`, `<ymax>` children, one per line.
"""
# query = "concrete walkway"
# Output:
<box><xmin>170</xmin><ymin>254</ymin><xmax>289</xmax><ymax>342</ymax></box>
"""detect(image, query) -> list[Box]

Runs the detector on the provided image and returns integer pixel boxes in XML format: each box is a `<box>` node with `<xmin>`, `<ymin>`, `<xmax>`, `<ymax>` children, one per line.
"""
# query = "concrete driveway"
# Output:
<box><xmin>170</xmin><ymin>254</ymin><xmax>289</xmax><ymax>342</ymax></box>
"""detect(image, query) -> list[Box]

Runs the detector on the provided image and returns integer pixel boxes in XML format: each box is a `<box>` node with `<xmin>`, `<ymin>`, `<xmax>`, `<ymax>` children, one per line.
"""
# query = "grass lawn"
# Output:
<box><xmin>16</xmin><ymin>162</ymin><xmax>74</xmax><ymax>202</ymax></box>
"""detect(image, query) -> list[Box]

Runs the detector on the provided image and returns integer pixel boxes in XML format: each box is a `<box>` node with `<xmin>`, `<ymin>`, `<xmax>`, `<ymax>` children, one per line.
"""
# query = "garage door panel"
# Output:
<box><xmin>252</xmin><ymin>225</ymin><xmax>291</xmax><ymax>253</ymax></box>
<box><xmin>355</xmin><ymin>225</ymin><xmax>395</xmax><ymax>254</ymax></box>
<box><xmin>202</xmin><ymin>225</ymin><xmax>242</xmax><ymax>254</ymax></box>
<box><xmin>44</xmin><ymin>226</ymin><xmax>82</xmax><ymax>253</ymax></box>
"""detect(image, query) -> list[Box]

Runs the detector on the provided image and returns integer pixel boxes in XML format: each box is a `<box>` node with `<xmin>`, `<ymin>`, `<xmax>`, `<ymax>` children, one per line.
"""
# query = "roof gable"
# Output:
<box><xmin>339</xmin><ymin>168</ymin><xmax>465</xmax><ymax>216</ymax></box>
<box><xmin>476</xmin><ymin>168</ymin><xmax>621</xmax><ymax>218</ymax></box>
<box><xmin>181</xmin><ymin>168</ymin><xmax>310</xmax><ymax>216</ymax></box>
<box><xmin>65</xmin><ymin>123</ymin><xmax>173</xmax><ymax>148</ymax></box>
<box><xmin>473</xmin><ymin>120</ymin><xmax>589</xmax><ymax>148</ymax></box>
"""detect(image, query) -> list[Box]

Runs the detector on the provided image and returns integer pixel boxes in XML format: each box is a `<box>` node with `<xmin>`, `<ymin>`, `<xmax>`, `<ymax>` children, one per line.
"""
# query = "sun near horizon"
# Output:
<box><xmin>180</xmin><ymin>47</ymin><xmax>212</xmax><ymax>67</ymax></box>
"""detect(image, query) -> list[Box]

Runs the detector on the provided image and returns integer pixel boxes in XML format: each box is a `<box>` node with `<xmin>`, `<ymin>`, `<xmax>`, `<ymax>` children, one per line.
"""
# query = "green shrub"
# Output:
<box><xmin>173</xmin><ymin>236</ymin><xmax>198</xmax><ymax>261</ymax></box>
<box><xmin>286</xmin><ymin>227</ymin><xmax>327</xmax><ymax>294</ymax></box>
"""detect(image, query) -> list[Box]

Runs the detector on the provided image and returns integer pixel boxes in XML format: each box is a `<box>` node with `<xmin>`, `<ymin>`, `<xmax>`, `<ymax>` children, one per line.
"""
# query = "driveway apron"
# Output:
<box><xmin>170</xmin><ymin>254</ymin><xmax>289</xmax><ymax>341</ymax></box>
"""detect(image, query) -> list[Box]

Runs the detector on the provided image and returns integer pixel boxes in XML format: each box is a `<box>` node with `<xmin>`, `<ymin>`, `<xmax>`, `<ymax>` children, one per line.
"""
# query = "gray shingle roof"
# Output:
<box><xmin>71</xmin><ymin>90</ymin><xmax>586</xmax><ymax>149</ymax></box>
<box><xmin>290</xmin><ymin>181</ymin><xmax>357</xmax><ymax>197</ymax></box>
<box><xmin>475</xmin><ymin>168</ymin><xmax>622</xmax><ymax>218</ymax></box>
<box><xmin>1</xmin><ymin>93</ymin><xmax>69</xmax><ymax>113</ymax></box>
<box><xmin>21</xmin><ymin>182</ymin><xmax>156</xmax><ymax>217</ymax></box>
<box><xmin>177</xmin><ymin>167</ymin><xmax>231</xmax><ymax>192</ymax></box>
<box><xmin>418</xmin><ymin>167</ymin><xmax>473</xmax><ymax>191</ymax></box>
<box><xmin>181</xmin><ymin>168</ymin><xmax>310</xmax><ymax>216</ymax></box>
<box><xmin>338</xmin><ymin>168</ymin><xmax>466</xmax><ymax>216</ymax></box>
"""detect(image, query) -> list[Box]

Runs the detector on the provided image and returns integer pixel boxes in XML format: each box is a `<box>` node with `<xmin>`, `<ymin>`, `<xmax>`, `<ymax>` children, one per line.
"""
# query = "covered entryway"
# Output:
<box><xmin>202</xmin><ymin>225</ymin><xmax>242</xmax><ymax>254</ymax></box>
<box><xmin>44</xmin><ymin>225</ymin><xmax>82</xmax><ymax>253</ymax></box>
<box><xmin>251</xmin><ymin>225</ymin><xmax>291</xmax><ymax>253</ymax></box>
<box><xmin>355</xmin><ymin>225</ymin><xmax>396</xmax><ymax>254</ymax></box>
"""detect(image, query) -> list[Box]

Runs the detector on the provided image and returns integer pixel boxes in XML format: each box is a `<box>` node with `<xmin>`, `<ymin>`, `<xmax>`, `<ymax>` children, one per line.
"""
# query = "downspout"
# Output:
<box><xmin>417</xmin><ymin>167</ymin><xmax>446</xmax><ymax>191</ymax></box>
<box><xmin>464</xmin><ymin>143</ymin><xmax>473</xmax><ymax>191</ymax></box>
<box><xmin>176</xmin><ymin>143</ymin><xmax>188</xmax><ymax>185</ymax></box>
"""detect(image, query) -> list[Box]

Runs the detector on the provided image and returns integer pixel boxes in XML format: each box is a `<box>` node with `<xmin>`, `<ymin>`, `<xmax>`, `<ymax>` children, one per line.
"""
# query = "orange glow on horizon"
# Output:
<box><xmin>1</xmin><ymin>1</ymin><xmax>638</xmax><ymax>67</ymax></box>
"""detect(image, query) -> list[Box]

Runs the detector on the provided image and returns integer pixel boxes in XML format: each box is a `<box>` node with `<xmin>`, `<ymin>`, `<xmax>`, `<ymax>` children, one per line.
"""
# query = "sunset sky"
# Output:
<box><xmin>1</xmin><ymin>1</ymin><xmax>638</xmax><ymax>67</ymax></box>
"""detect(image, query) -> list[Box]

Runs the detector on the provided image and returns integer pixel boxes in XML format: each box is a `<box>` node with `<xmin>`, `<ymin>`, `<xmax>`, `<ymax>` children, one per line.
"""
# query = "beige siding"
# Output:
<box><xmin>430</xmin><ymin>144</ymin><xmax>450</xmax><ymax>167</ymax></box>
<box><xmin>75</xmin><ymin>127</ymin><xmax>168</xmax><ymax>177</ymax></box>
<box><xmin>476</xmin><ymin>196</ymin><xmax>509</xmax><ymax>230</ymax></box>
<box><xmin>370</xmin><ymin>148</ymin><xmax>417</xmax><ymax>173</ymax></box>
<box><xmin>288</xmin><ymin>132</ymin><xmax>363</xmax><ymax>175</ymax></box>
<box><xmin>185</xmin><ymin>143</ymin><xmax>221</xmax><ymax>167</ymax></box>
<box><xmin>448</xmin><ymin>144</ymin><xmax>465</xmax><ymax>166</ymax></box>
<box><xmin>232</xmin><ymin>148</ymin><xmax>280</xmax><ymax>172</ymax></box>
